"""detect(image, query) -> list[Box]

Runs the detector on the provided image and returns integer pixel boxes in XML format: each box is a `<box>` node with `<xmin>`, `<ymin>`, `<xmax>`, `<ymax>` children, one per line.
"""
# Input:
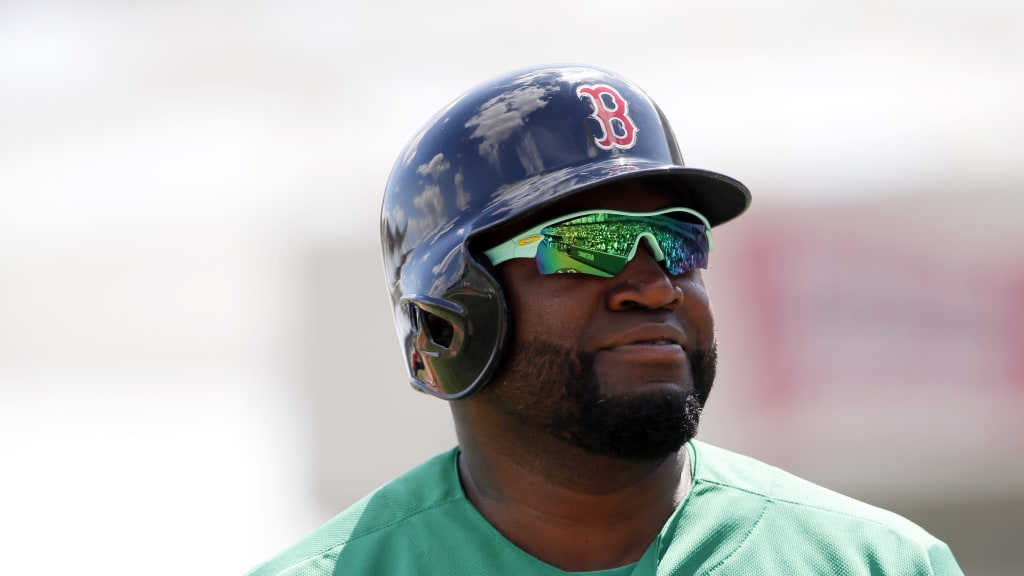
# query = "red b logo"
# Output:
<box><xmin>576</xmin><ymin>84</ymin><xmax>638</xmax><ymax>150</ymax></box>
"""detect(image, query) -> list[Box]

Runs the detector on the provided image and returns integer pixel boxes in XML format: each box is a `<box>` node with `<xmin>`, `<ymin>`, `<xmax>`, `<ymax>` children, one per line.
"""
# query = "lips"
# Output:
<box><xmin>594</xmin><ymin>325</ymin><xmax>692</xmax><ymax>385</ymax></box>
<box><xmin>598</xmin><ymin>325</ymin><xmax>688</xmax><ymax>364</ymax></box>
<box><xmin>598</xmin><ymin>325</ymin><xmax>688</xmax><ymax>352</ymax></box>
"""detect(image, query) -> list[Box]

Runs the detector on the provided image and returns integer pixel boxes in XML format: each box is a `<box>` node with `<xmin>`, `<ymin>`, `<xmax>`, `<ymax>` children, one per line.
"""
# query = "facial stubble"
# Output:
<box><xmin>484</xmin><ymin>339</ymin><xmax>717</xmax><ymax>461</ymax></box>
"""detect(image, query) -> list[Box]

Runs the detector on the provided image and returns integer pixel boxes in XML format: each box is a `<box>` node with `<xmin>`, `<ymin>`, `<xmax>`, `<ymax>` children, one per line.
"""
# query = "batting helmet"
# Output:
<box><xmin>381</xmin><ymin>64</ymin><xmax>750</xmax><ymax>399</ymax></box>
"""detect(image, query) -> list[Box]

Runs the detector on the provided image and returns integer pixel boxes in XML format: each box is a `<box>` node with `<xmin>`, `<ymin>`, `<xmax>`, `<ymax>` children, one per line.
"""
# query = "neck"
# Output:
<box><xmin>453</xmin><ymin>407</ymin><xmax>691</xmax><ymax>571</ymax></box>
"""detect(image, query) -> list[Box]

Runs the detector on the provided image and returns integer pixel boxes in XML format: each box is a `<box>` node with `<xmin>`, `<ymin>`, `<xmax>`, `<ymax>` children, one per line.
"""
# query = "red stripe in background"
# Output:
<box><xmin>740</xmin><ymin>220</ymin><xmax>799</xmax><ymax>406</ymax></box>
<box><xmin>1007</xmin><ymin>270</ymin><xmax>1024</xmax><ymax>397</ymax></box>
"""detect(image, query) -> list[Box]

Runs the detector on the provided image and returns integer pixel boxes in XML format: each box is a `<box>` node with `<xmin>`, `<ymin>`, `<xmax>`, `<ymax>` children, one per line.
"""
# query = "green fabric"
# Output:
<box><xmin>247</xmin><ymin>441</ymin><xmax>963</xmax><ymax>575</ymax></box>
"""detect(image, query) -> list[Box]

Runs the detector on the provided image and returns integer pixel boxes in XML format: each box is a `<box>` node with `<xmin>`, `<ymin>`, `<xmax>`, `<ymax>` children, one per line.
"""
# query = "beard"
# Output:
<box><xmin>481</xmin><ymin>339</ymin><xmax>717</xmax><ymax>461</ymax></box>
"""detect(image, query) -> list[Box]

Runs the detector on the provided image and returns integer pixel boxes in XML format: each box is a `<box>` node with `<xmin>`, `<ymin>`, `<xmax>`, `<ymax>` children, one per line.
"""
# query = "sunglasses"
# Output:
<box><xmin>482</xmin><ymin>207</ymin><xmax>713</xmax><ymax>278</ymax></box>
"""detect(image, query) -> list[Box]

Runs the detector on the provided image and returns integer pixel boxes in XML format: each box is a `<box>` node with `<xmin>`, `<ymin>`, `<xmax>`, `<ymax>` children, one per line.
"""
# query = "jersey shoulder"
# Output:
<box><xmin>688</xmin><ymin>441</ymin><xmax>963</xmax><ymax>575</ymax></box>
<box><xmin>245</xmin><ymin>448</ymin><xmax>463</xmax><ymax>576</ymax></box>
<box><xmin>692</xmin><ymin>441</ymin><xmax>929</xmax><ymax>533</ymax></box>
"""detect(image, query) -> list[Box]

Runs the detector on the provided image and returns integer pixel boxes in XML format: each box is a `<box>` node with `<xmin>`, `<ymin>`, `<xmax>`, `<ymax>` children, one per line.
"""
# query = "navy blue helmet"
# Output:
<box><xmin>381</xmin><ymin>64</ymin><xmax>750</xmax><ymax>399</ymax></box>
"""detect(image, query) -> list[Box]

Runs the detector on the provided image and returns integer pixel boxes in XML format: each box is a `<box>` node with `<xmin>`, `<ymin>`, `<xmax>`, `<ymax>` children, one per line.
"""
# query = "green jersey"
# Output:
<box><xmin>248</xmin><ymin>441</ymin><xmax>962</xmax><ymax>575</ymax></box>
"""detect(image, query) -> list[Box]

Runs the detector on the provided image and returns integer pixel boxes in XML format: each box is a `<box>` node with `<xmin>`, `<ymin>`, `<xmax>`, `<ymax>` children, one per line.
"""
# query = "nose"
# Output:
<box><xmin>606</xmin><ymin>242</ymin><xmax>683</xmax><ymax>311</ymax></box>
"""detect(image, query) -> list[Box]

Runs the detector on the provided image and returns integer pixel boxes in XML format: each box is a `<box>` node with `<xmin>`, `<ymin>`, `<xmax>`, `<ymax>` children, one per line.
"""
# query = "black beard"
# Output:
<box><xmin>482</xmin><ymin>340</ymin><xmax>717</xmax><ymax>461</ymax></box>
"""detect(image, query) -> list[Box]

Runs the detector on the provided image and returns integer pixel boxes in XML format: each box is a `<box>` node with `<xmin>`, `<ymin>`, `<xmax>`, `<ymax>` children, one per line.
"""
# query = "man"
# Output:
<box><xmin>249</xmin><ymin>64</ymin><xmax>962</xmax><ymax>575</ymax></box>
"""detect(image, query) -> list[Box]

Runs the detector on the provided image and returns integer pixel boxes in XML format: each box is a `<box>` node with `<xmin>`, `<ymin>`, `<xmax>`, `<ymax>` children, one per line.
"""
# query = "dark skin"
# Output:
<box><xmin>450</xmin><ymin>180</ymin><xmax>717</xmax><ymax>571</ymax></box>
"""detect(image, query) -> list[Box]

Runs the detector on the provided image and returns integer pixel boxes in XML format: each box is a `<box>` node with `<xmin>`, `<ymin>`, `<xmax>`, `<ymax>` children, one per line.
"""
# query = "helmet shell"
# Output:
<box><xmin>381</xmin><ymin>64</ymin><xmax>750</xmax><ymax>399</ymax></box>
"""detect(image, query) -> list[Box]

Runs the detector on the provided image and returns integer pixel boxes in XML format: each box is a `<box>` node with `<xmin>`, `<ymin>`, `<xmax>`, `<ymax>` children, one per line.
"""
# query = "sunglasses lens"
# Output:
<box><xmin>655</xmin><ymin>223</ymin><xmax>709</xmax><ymax>275</ymax></box>
<box><xmin>535</xmin><ymin>239</ymin><xmax>627</xmax><ymax>277</ymax></box>
<box><xmin>534</xmin><ymin>213</ymin><xmax>708</xmax><ymax>277</ymax></box>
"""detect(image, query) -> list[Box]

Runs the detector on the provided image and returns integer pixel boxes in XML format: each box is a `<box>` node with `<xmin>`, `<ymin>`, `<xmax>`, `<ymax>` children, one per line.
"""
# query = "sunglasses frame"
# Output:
<box><xmin>482</xmin><ymin>207</ymin><xmax>713</xmax><ymax>277</ymax></box>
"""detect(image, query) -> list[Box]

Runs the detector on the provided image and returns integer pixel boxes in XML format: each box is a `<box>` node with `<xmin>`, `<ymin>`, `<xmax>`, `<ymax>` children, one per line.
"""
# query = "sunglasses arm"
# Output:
<box><xmin>482</xmin><ymin>230</ymin><xmax>543</xmax><ymax>267</ymax></box>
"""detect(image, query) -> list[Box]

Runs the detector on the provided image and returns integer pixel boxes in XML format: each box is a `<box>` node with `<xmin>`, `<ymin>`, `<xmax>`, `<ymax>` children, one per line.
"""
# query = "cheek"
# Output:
<box><xmin>508</xmin><ymin>284</ymin><xmax>593</xmax><ymax>341</ymax></box>
<box><xmin>677</xmin><ymin>274</ymin><xmax>716</xmax><ymax>344</ymax></box>
<box><xmin>497</xmin><ymin>263</ymin><xmax>596</xmax><ymax>342</ymax></box>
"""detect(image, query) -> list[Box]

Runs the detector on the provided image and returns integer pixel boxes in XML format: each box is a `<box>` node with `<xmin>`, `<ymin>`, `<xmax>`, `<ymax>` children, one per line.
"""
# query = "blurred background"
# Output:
<box><xmin>1</xmin><ymin>1</ymin><xmax>1021</xmax><ymax>574</ymax></box>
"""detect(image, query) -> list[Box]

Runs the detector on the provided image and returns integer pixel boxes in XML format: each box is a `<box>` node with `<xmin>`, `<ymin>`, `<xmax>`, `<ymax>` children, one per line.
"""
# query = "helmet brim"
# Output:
<box><xmin>474</xmin><ymin>158</ymin><xmax>751</xmax><ymax>237</ymax></box>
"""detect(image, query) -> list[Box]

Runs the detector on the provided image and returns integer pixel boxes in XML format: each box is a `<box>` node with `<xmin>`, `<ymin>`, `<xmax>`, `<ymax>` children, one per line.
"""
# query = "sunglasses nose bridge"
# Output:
<box><xmin>630</xmin><ymin>231</ymin><xmax>666</xmax><ymax>263</ymax></box>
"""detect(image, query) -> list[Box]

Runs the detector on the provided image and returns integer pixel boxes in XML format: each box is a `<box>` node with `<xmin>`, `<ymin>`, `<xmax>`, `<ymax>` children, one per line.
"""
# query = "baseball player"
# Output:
<box><xmin>248</xmin><ymin>64</ymin><xmax>963</xmax><ymax>575</ymax></box>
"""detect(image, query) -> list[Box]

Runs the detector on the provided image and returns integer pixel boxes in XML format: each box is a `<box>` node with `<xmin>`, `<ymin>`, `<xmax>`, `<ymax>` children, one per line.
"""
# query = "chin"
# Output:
<box><xmin>484</xmin><ymin>339</ymin><xmax>716</xmax><ymax>461</ymax></box>
<box><xmin>569</xmin><ymin>389</ymin><xmax>704</xmax><ymax>461</ymax></box>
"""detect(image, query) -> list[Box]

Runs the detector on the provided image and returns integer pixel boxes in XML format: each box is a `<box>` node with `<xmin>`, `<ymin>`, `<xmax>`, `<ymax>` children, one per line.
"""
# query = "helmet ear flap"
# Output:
<box><xmin>402</xmin><ymin>297</ymin><xmax>466</xmax><ymax>396</ymax></box>
<box><xmin>405</xmin><ymin>300</ymin><xmax>459</xmax><ymax>395</ymax></box>
<box><xmin>403</xmin><ymin>297</ymin><xmax>465</xmax><ymax>358</ymax></box>
<box><xmin>396</xmin><ymin>258</ymin><xmax>508</xmax><ymax>399</ymax></box>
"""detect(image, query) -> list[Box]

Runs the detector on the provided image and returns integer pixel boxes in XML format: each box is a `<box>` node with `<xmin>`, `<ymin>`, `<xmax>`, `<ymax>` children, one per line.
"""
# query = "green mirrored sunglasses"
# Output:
<box><xmin>482</xmin><ymin>207</ymin><xmax>713</xmax><ymax>278</ymax></box>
